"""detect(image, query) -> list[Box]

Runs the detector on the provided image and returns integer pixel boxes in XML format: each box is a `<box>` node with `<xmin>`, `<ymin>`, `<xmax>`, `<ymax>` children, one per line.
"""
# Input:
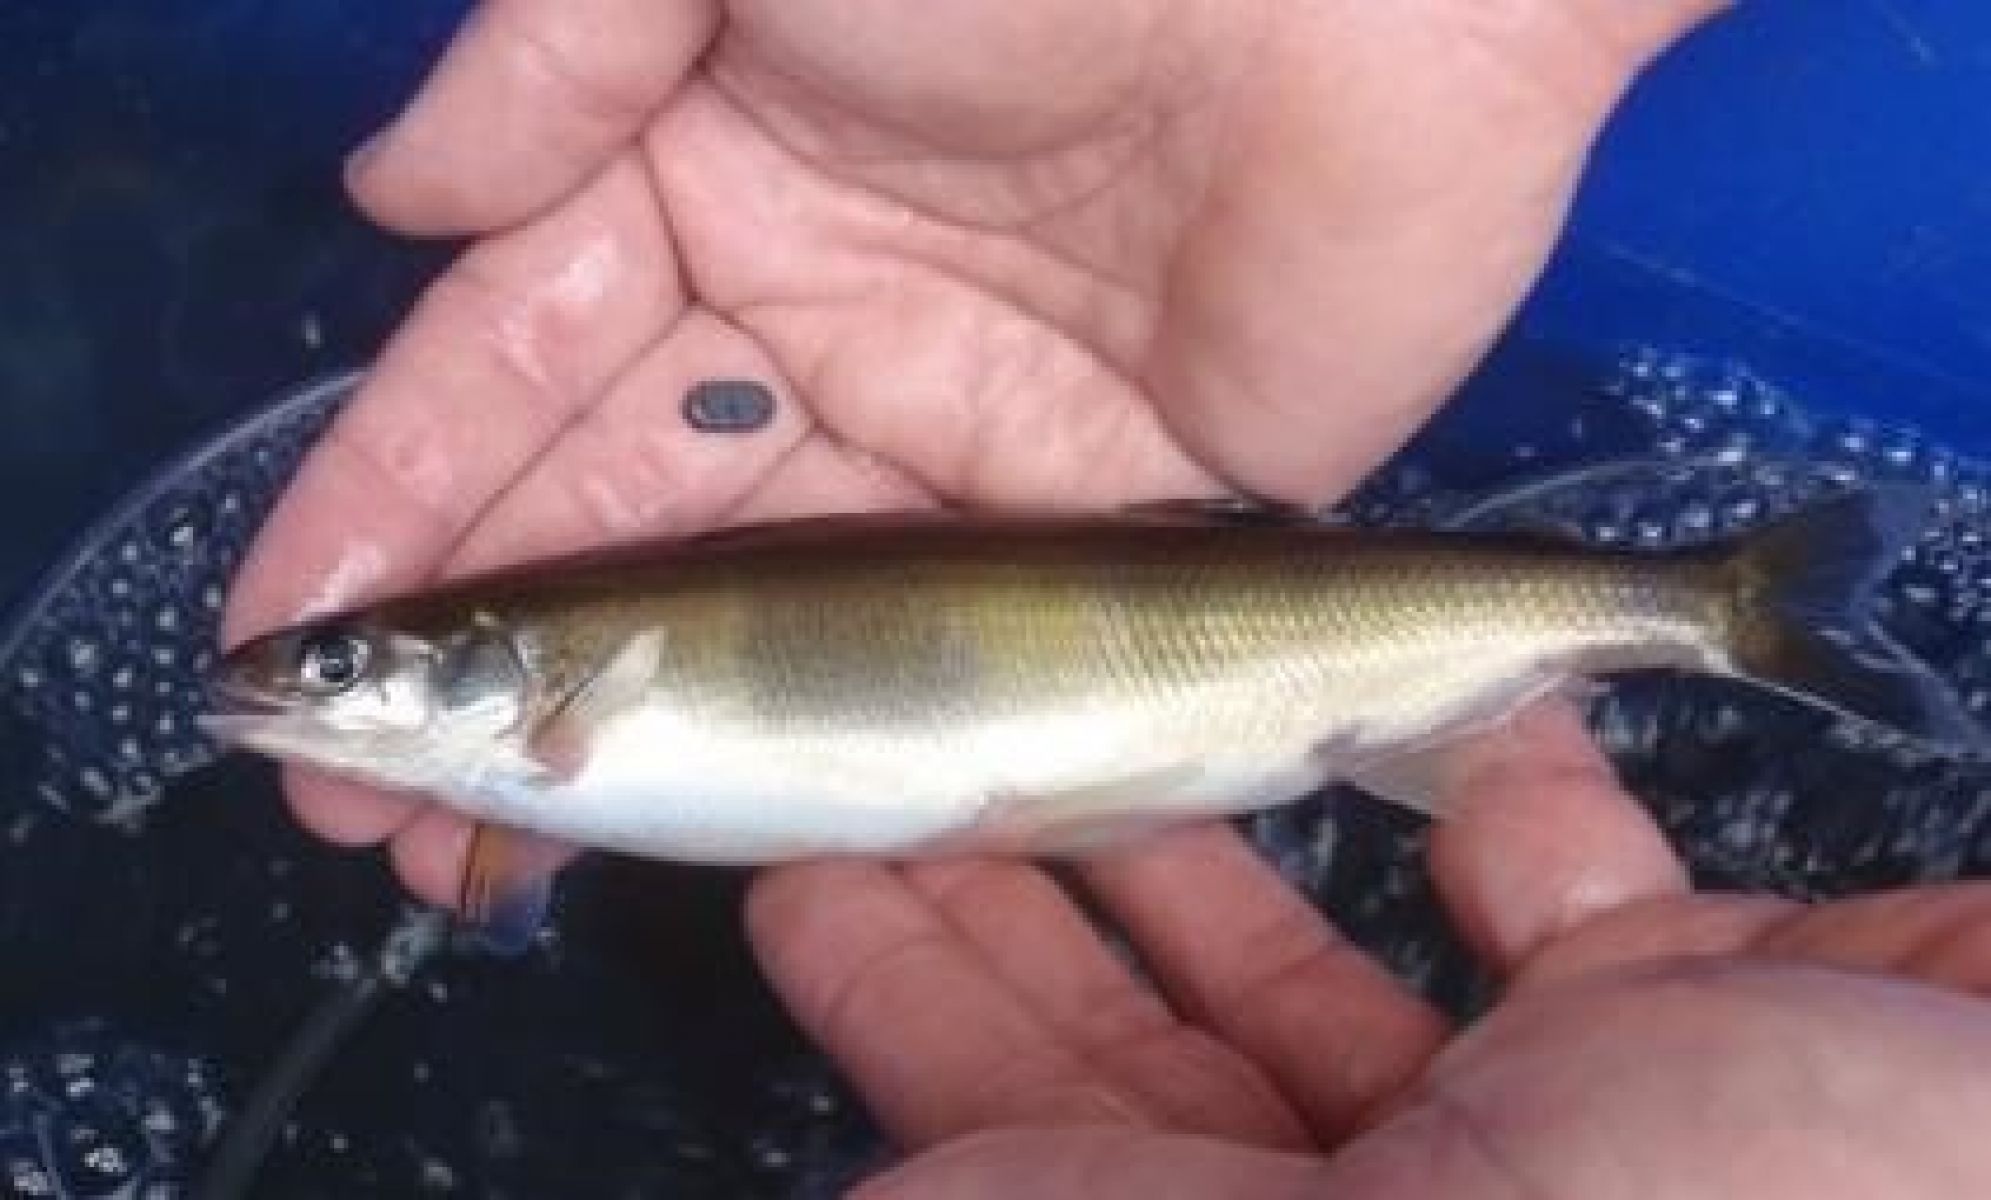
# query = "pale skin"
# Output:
<box><xmin>224</xmin><ymin>2</ymin><xmax>1991</xmax><ymax>1193</ymax></box>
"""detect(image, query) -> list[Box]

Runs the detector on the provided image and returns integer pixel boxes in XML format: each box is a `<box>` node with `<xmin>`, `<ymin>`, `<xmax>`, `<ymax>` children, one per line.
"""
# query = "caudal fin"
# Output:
<box><xmin>1725</xmin><ymin>486</ymin><xmax>1988</xmax><ymax>757</ymax></box>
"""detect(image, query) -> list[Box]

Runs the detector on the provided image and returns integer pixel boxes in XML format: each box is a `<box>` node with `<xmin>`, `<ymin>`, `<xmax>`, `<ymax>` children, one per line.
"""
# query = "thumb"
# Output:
<box><xmin>348</xmin><ymin>0</ymin><xmax>721</xmax><ymax>235</ymax></box>
<box><xmin>850</xmin><ymin>1127</ymin><xmax>1332</xmax><ymax>1200</ymax></box>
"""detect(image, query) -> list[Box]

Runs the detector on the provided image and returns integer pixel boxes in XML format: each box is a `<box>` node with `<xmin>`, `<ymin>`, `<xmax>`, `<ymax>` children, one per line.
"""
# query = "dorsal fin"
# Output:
<box><xmin>1120</xmin><ymin>495</ymin><xmax>1321</xmax><ymax>527</ymax></box>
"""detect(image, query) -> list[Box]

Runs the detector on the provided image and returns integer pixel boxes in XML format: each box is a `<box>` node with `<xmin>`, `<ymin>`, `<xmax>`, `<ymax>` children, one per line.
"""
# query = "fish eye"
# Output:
<box><xmin>297</xmin><ymin>629</ymin><xmax>370</xmax><ymax>694</ymax></box>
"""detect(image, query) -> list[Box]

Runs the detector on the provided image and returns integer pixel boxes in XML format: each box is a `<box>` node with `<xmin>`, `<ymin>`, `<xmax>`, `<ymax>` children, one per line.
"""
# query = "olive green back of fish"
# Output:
<box><xmin>423</xmin><ymin>520</ymin><xmax>1732</xmax><ymax>760</ymax></box>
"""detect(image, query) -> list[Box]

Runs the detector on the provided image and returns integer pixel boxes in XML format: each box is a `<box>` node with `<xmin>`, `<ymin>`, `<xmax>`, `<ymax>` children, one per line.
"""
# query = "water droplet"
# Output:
<box><xmin>16</xmin><ymin>666</ymin><xmax>42</xmax><ymax>691</ymax></box>
<box><xmin>1830</xmin><ymin>418</ymin><xmax>1877</xmax><ymax>459</ymax></box>
<box><xmin>1897</xmin><ymin>570</ymin><xmax>1946</xmax><ymax>611</ymax></box>
<box><xmin>1632</xmin><ymin>508</ymin><xmax>1671</xmax><ymax>549</ymax></box>
<box><xmin>3</xmin><ymin>1153</ymin><xmax>56</xmax><ymax>1198</ymax></box>
<box><xmin>1675</xmin><ymin>500</ymin><xmax>1715</xmax><ymax>541</ymax></box>
<box><xmin>67</xmin><ymin>638</ymin><xmax>102</xmax><ymax>674</ymax></box>
<box><xmin>477</xmin><ymin>1101</ymin><xmax>522</xmax><ymax>1160</ymax></box>
<box><xmin>416</xmin><ymin>1154</ymin><xmax>458</xmax><ymax>1191</ymax></box>
<box><xmin>1746</xmin><ymin>387</ymin><xmax>1785</xmax><ymax>423</ymax></box>
<box><xmin>139</xmin><ymin>1096</ymin><xmax>179</xmax><ymax>1142</ymax></box>
<box><xmin>150</xmin><ymin>498</ymin><xmax>210</xmax><ymax>555</ymax></box>
<box><xmin>154</xmin><ymin>608</ymin><xmax>180</xmax><ymax>633</ymax></box>
<box><xmin>50</xmin><ymin>1101</ymin><xmax>145</xmax><ymax>1194</ymax></box>
<box><xmin>1720</xmin><ymin>494</ymin><xmax>1765</xmax><ymax>531</ymax></box>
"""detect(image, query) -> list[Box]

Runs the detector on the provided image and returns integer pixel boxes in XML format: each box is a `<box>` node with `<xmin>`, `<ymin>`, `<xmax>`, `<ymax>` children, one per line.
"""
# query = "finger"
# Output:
<box><xmin>1507</xmin><ymin>894</ymin><xmax>1794</xmax><ymax>995</ymax></box>
<box><xmin>1428</xmin><ymin>700</ymin><xmax>1690</xmax><ymax>976</ymax></box>
<box><xmin>283</xmin><ymin>767</ymin><xmax>422</xmax><ymax>848</ymax></box>
<box><xmin>1509</xmin><ymin>882</ymin><xmax>1991</xmax><ymax>999</ymax></box>
<box><xmin>226</xmin><ymin>152</ymin><xmax>681</xmax><ymax>643</ymax></box>
<box><xmin>1751</xmin><ymin>882</ymin><xmax>1991</xmax><ymax>996</ymax></box>
<box><xmin>1079</xmin><ymin>824</ymin><xmax>1448</xmax><ymax>1144</ymax></box>
<box><xmin>387</xmin><ymin>808</ymin><xmax>583</xmax><ymax>915</ymax></box>
<box><xmin>443</xmin><ymin>310</ymin><xmax>811</xmax><ymax>574</ymax></box>
<box><xmin>349</xmin><ymin>0</ymin><xmax>722</xmax><ymax>235</ymax></box>
<box><xmin>226</xmin><ymin>156</ymin><xmax>680</xmax><ymax>847</ymax></box>
<box><xmin>745</xmin><ymin>861</ymin><xmax>1152</xmax><ymax>1149</ymax></box>
<box><xmin>724</xmin><ymin>433</ymin><xmax>934</xmax><ymax>523</ymax></box>
<box><xmin>850</xmin><ymin>1126</ymin><xmax>1334</xmax><ymax>1200</ymax></box>
<box><xmin>387</xmin><ymin>807</ymin><xmax>479</xmax><ymax>911</ymax></box>
<box><xmin>902</xmin><ymin>859</ymin><xmax>1311</xmax><ymax>1149</ymax></box>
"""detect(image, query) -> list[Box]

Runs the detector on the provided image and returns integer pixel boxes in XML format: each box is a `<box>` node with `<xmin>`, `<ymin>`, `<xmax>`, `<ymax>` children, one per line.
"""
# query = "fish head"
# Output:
<box><xmin>203</xmin><ymin>607</ymin><xmax>541</xmax><ymax>798</ymax></box>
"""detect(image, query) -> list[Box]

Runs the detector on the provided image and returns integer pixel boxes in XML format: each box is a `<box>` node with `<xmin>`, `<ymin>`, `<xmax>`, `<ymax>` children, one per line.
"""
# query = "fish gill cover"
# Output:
<box><xmin>1</xmin><ymin>351</ymin><xmax>1989</xmax><ymax>1194</ymax></box>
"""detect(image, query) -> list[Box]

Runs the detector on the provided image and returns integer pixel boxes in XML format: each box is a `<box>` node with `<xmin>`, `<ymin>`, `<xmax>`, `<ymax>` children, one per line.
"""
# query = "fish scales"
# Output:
<box><xmin>443</xmin><ymin>524</ymin><xmax>1732</xmax><ymax>786</ymax></box>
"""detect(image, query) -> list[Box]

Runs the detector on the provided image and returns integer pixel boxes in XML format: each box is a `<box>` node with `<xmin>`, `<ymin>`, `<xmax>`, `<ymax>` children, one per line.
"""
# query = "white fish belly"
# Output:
<box><xmin>470</xmin><ymin>692</ymin><xmax>1438</xmax><ymax>864</ymax></box>
<box><xmin>471</xmin><ymin>635</ymin><xmax>1641</xmax><ymax>863</ymax></box>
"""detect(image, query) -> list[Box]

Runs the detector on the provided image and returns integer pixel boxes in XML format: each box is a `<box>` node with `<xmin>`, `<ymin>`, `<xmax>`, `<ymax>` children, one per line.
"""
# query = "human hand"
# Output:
<box><xmin>225</xmin><ymin>0</ymin><xmax>1725</xmax><ymax>904</ymax></box>
<box><xmin>754</xmin><ymin>702</ymin><xmax>1991</xmax><ymax>1197</ymax></box>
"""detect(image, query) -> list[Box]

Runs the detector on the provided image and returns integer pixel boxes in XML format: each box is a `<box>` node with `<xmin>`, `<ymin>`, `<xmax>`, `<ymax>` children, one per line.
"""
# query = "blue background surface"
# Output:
<box><xmin>1519</xmin><ymin>0</ymin><xmax>1991</xmax><ymax>449</ymax></box>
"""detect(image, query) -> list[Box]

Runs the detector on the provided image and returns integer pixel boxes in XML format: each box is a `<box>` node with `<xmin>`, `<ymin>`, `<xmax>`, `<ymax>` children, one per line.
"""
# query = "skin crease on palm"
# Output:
<box><xmin>217</xmin><ymin>1</ymin><xmax>1991</xmax><ymax>1195</ymax></box>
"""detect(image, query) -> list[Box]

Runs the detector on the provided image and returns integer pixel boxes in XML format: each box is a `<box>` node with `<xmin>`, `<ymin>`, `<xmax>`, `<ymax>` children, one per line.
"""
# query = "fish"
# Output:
<box><xmin>202</xmin><ymin>487</ymin><xmax>1981</xmax><ymax>948</ymax></box>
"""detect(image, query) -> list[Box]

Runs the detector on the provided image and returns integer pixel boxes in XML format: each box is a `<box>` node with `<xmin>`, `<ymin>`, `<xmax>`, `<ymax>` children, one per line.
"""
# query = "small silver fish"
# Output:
<box><xmin>204</xmin><ymin>489</ymin><xmax>1977</xmax><ymax>944</ymax></box>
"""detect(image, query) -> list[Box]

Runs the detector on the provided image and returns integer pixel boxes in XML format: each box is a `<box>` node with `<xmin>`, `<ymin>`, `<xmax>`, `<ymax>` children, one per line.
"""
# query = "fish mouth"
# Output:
<box><xmin>205</xmin><ymin>674</ymin><xmax>295</xmax><ymax>718</ymax></box>
<box><xmin>198</xmin><ymin>675</ymin><xmax>302</xmax><ymax>746</ymax></box>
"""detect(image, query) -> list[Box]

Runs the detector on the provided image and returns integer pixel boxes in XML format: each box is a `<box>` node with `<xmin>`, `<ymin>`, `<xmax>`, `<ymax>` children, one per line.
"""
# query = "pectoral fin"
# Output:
<box><xmin>1328</xmin><ymin>674</ymin><xmax>1601</xmax><ymax>817</ymax></box>
<box><xmin>1340</xmin><ymin>745</ymin><xmax>1453</xmax><ymax>816</ymax></box>
<box><xmin>528</xmin><ymin>631</ymin><xmax>662</xmax><ymax>783</ymax></box>
<box><xmin>1120</xmin><ymin>495</ymin><xmax>1323</xmax><ymax>527</ymax></box>
<box><xmin>456</xmin><ymin>822</ymin><xmax>576</xmax><ymax>956</ymax></box>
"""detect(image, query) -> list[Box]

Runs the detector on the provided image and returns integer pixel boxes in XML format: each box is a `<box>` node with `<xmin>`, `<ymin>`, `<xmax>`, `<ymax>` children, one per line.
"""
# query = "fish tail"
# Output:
<box><xmin>1721</xmin><ymin>485</ymin><xmax>1984</xmax><ymax>754</ymax></box>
